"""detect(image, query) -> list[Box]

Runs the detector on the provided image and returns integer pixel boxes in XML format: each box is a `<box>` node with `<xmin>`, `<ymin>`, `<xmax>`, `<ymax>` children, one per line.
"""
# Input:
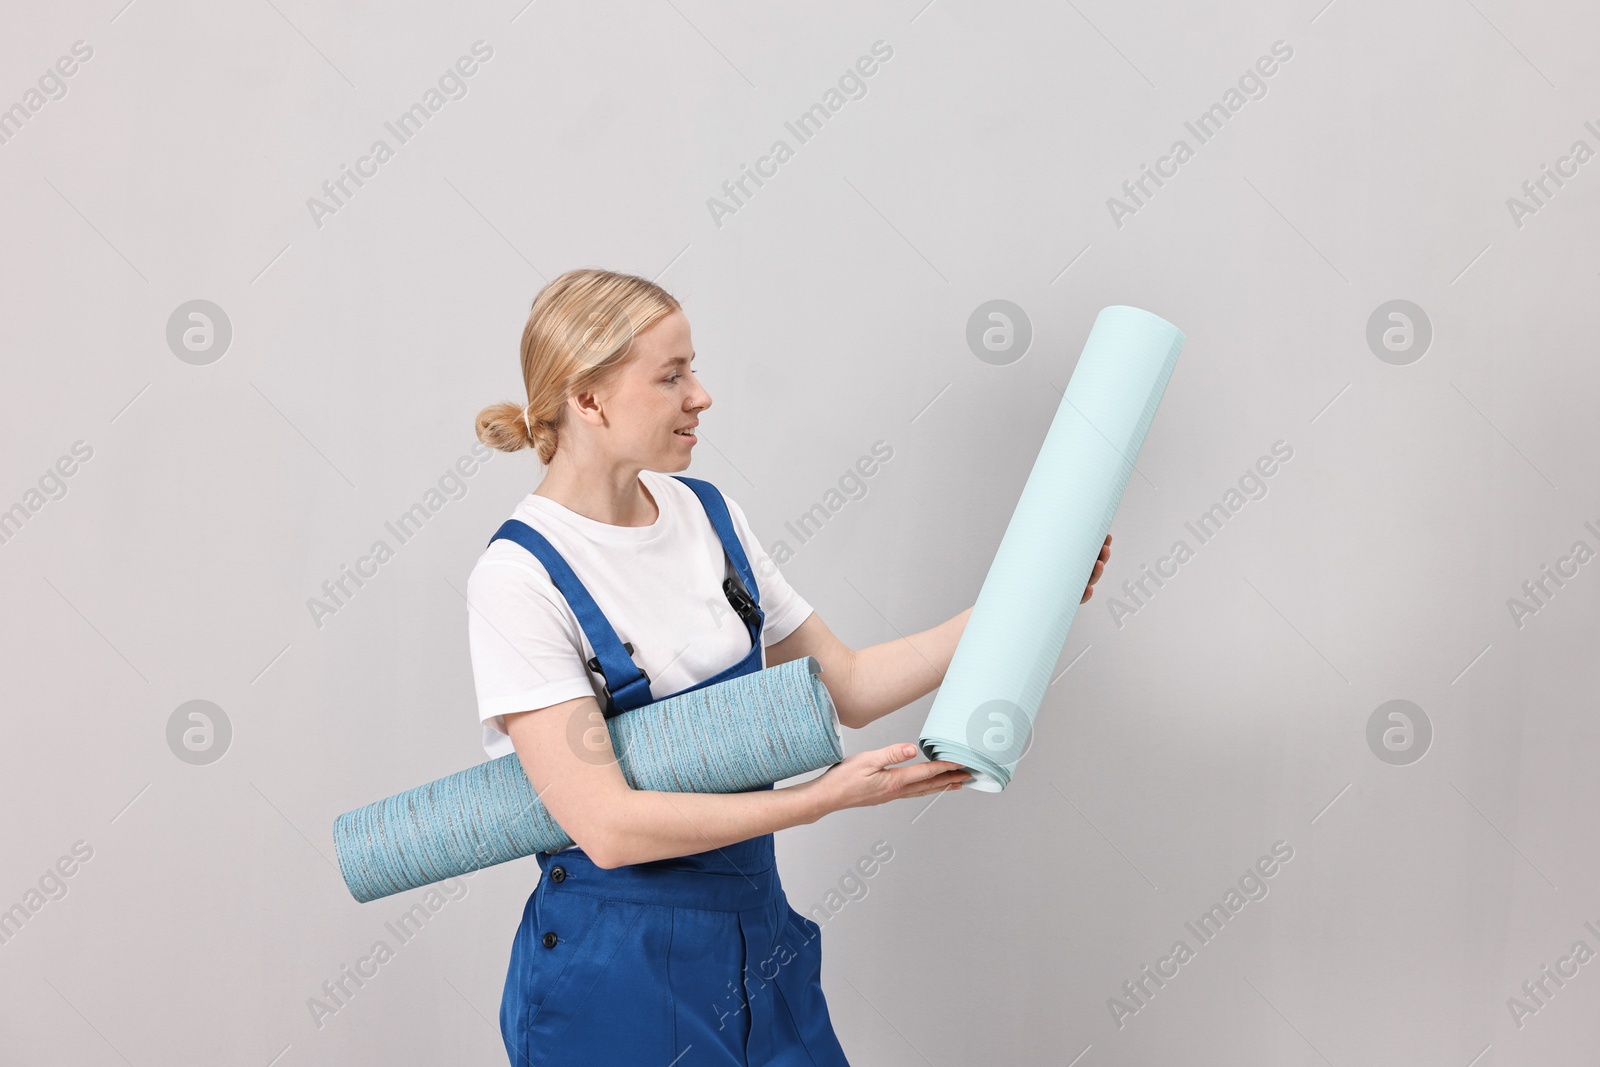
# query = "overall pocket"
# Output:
<box><xmin>518</xmin><ymin>891</ymin><xmax>644</xmax><ymax>1061</ymax></box>
<box><xmin>771</xmin><ymin>902</ymin><xmax>850</xmax><ymax>1064</ymax></box>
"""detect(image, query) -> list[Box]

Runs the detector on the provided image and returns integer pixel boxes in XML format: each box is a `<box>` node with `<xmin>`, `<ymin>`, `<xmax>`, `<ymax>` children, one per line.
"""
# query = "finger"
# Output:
<box><xmin>876</xmin><ymin>743</ymin><xmax>920</xmax><ymax>767</ymax></box>
<box><xmin>905</xmin><ymin>759</ymin><xmax>964</xmax><ymax>774</ymax></box>
<box><xmin>892</xmin><ymin>763</ymin><xmax>946</xmax><ymax>787</ymax></box>
<box><xmin>928</xmin><ymin>760</ymin><xmax>970</xmax><ymax>776</ymax></box>
<box><xmin>897</xmin><ymin>761</ymin><xmax>969</xmax><ymax>786</ymax></box>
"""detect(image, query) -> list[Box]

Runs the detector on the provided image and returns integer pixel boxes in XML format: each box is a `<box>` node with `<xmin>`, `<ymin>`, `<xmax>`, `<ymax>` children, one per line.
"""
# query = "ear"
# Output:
<box><xmin>567</xmin><ymin>389</ymin><xmax>605</xmax><ymax>425</ymax></box>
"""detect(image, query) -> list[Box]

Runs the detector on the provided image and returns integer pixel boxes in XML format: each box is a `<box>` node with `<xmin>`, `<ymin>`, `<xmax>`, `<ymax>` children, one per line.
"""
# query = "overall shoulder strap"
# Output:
<box><xmin>671</xmin><ymin>476</ymin><xmax>762</xmax><ymax>608</ymax></box>
<box><xmin>486</xmin><ymin>519</ymin><xmax>653</xmax><ymax>713</ymax></box>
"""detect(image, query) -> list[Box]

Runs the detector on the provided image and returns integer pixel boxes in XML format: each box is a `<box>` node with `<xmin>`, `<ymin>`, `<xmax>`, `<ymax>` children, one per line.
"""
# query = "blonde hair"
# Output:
<box><xmin>476</xmin><ymin>268</ymin><xmax>682</xmax><ymax>464</ymax></box>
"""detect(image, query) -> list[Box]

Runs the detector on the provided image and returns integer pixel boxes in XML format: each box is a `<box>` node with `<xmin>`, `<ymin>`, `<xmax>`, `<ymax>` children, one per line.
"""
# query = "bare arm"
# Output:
<box><xmin>766</xmin><ymin>535</ymin><xmax>1112</xmax><ymax>729</ymax></box>
<box><xmin>766</xmin><ymin>609</ymin><xmax>970</xmax><ymax>730</ymax></box>
<box><xmin>504</xmin><ymin>693</ymin><xmax>970</xmax><ymax>869</ymax></box>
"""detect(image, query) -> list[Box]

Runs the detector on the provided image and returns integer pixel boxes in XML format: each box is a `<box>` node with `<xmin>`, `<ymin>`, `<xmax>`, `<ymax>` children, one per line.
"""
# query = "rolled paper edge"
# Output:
<box><xmin>332</xmin><ymin>809</ymin><xmax>380</xmax><ymax>904</ymax></box>
<box><xmin>800</xmin><ymin>654</ymin><xmax>845</xmax><ymax>762</ymax></box>
<box><xmin>1100</xmin><ymin>304</ymin><xmax>1187</xmax><ymax>346</ymax></box>
<box><xmin>918</xmin><ymin>738</ymin><xmax>1015</xmax><ymax>792</ymax></box>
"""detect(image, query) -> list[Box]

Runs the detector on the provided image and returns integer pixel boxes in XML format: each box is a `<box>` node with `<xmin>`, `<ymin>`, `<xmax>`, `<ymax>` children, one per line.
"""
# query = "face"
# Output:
<box><xmin>578</xmin><ymin>309</ymin><xmax>711</xmax><ymax>471</ymax></box>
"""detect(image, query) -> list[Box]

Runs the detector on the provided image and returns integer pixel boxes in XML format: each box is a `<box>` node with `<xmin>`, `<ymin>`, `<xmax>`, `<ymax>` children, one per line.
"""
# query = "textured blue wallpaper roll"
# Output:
<box><xmin>334</xmin><ymin>655</ymin><xmax>842</xmax><ymax>903</ymax></box>
<box><xmin>919</xmin><ymin>305</ymin><xmax>1185</xmax><ymax>791</ymax></box>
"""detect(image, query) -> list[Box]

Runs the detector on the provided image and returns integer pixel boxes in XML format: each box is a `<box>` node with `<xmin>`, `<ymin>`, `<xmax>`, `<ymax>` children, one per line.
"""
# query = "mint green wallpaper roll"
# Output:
<box><xmin>919</xmin><ymin>305</ymin><xmax>1185</xmax><ymax>791</ymax></box>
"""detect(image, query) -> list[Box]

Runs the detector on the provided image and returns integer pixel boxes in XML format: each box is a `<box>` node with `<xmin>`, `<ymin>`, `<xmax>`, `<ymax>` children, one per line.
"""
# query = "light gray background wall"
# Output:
<box><xmin>3</xmin><ymin>0</ymin><xmax>1597</xmax><ymax>1064</ymax></box>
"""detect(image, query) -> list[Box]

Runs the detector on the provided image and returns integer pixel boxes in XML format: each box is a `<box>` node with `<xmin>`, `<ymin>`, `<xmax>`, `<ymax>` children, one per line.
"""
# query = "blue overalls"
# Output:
<box><xmin>489</xmin><ymin>475</ymin><xmax>852</xmax><ymax>1067</ymax></box>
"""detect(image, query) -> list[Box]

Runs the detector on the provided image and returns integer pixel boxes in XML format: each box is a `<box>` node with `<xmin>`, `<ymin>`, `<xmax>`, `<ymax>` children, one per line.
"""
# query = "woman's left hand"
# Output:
<box><xmin>1081</xmin><ymin>534</ymin><xmax>1111</xmax><ymax>604</ymax></box>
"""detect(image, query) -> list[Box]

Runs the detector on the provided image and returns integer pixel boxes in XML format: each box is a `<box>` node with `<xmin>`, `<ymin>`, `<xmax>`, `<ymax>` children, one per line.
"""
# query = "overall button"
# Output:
<box><xmin>550</xmin><ymin>866</ymin><xmax>566</xmax><ymax>882</ymax></box>
<box><xmin>541</xmin><ymin>931</ymin><xmax>558</xmax><ymax>948</ymax></box>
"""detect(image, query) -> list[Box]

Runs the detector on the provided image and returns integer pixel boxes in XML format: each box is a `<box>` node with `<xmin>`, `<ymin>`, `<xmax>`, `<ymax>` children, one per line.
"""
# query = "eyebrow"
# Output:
<box><xmin>659</xmin><ymin>351</ymin><xmax>696</xmax><ymax>369</ymax></box>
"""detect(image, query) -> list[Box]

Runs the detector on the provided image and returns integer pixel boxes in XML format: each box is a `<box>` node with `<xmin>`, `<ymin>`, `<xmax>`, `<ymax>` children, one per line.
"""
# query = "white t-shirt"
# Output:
<box><xmin>466</xmin><ymin>468</ymin><xmax>815</xmax><ymax>761</ymax></box>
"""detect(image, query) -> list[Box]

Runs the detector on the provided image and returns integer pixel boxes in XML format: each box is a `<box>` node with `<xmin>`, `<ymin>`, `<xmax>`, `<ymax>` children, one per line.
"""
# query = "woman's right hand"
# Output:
<box><xmin>804</xmin><ymin>743</ymin><xmax>973</xmax><ymax>818</ymax></box>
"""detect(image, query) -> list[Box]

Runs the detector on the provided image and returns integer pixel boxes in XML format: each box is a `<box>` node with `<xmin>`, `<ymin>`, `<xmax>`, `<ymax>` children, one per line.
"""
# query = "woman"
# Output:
<box><xmin>468</xmin><ymin>268</ymin><xmax>1109</xmax><ymax>1065</ymax></box>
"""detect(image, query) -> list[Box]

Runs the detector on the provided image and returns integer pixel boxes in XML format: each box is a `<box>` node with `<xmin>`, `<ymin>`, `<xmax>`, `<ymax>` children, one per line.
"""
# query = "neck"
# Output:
<box><xmin>535</xmin><ymin>458</ymin><xmax>656</xmax><ymax>526</ymax></box>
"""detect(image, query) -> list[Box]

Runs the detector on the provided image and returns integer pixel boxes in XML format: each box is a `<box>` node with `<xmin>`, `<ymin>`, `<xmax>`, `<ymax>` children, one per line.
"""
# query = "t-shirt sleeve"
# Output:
<box><xmin>722</xmin><ymin>493</ymin><xmax>814</xmax><ymax>646</ymax></box>
<box><xmin>466</xmin><ymin>555</ymin><xmax>598</xmax><ymax>748</ymax></box>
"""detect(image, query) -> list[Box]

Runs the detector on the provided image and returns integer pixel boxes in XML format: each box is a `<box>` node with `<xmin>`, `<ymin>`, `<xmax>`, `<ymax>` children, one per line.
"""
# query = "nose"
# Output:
<box><xmin>689</xmin><ymin>378</ymin><xmax>712</xmax><ymax>412</ymax></box>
